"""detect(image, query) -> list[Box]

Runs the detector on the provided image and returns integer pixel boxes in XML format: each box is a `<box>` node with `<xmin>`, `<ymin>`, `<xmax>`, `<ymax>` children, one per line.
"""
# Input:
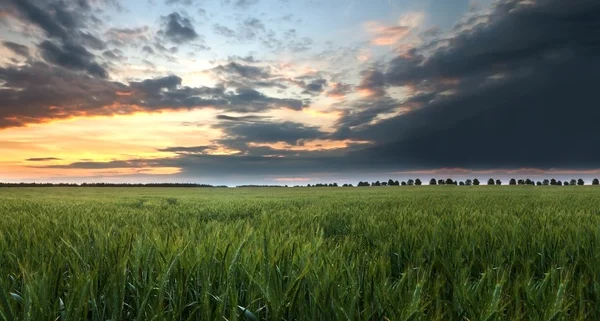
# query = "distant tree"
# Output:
<box><xmin>381</xmin><ymin>182</ymin><xmax>388</xmax><ymax>186</ymax></box>
<box><xmin>401</xmin><ymin>181</ymin><xmax>407</xmax><ymax>186</ymax></box>
<box><xmin>307</xmin><ymin>184</ymin><xmax>312</xmax><ymax>187</ymax></box>
<box><xmin>348</xmin><ymin>184</ymin><xmax>353</xmax><ymax>187</ymax></box>
<box><xmin>550</xmin><ymin>178</ymin><xmax>557</xmax><ymax>186</ymax></box>
<box><xmin>577</xmin><ymin>178</ymin><xmax>584</xmax><ymax>186</ymax></box>
<box><xmin>430</xmin><ymin>178</ymin><xmax>437</xmax><ymax>185</ymax></box>
<box><xmin>518</xmin><ymin>179</ymin><xmax>525</xmax><ymax>185</ymax></box>
<box><xmin>536</xmin><ymin>181</ymin><xmax>542</xmax><ymax>186</ymax></box>
<box><xmin>473</xmin><ymin>178</ymin><xmax>480</xmax><ymax>186</ymax></box>
<box><xmin>570</xmin><ymin>179</ymin><xmax>577</xmax><ymax>186</ymax></box>
<box><xmin>564</xmin><ymin>181</ymin><xmax>570</xmax><ymax>186</ymax></box>
<box><xmin>557</xmin><ymin>180</ymin><xmax>562</xmax><ymax>186</ymax></box>
<box><xmin>465</xmin><ymin>179</ymin><xmax>472</xmax><ymax>186</ymax></box>
<box><xmin>333</xmin><ymin>183</ymin><xmax>338</xmax><ymax>187</ymax></box>
<box><xmin>593</xmin><ymin>178</ymin><xmax>599</xmax><ymax>185</ymax></box>
<box><xmin>459</xmin><ymin>181</ymin><xmax>465</xmax><ymax>186</ymax></box>
<box><xmin>496</xmin><ymin>179</ymin><xmax>502</xmax><ymax>185</ymax></box>
<box><xmin>509</xmin><ymin>178</ymin><xmax>517</xmax><ymax>185</ymax></box>
<box><xmin>394</xmin><ymin>180</ymin><xmax>399</xmax><ymax>186</ymax></box>
<box><xmin>374</xmin><ymin>181</ymin><xmax>381</xmax><ymax>186</ymax></box>
<box><xmin>445</xmin><ymin>178</ymin><xmax>454</xmax><ymax>185</ymax></box>
<box><xmin>415</xmin><ymin>178</ymin><xmax>422</xmax><ymax>186</ymax></box>
<box><xmin>525</xmin><ymin>178</ymin><xmax>533</xmax><ymax>185</ymax></box>
<box><xmin>487</xmin><ymin>178</ymin><xmax>495</xmax><ymax>185</ymax></box>
<box><xmin>454</xmin><ymin>181</ymin><xmax>458</xmax><ymax>185</ymax></box>
<box><xmin>342</xmin><ymin>184</ymin><xmax>348</xmax><ymax>187</ymax></box>
<box><xmin>543</xmin><ymin>179</ymin><xmax>550</xmax><ymax>186</ymax></box>
<box><xmin>438</xmin><ymin>179</ymin><xmax>445</xmax><ymax>185</ymax></box>
<box><xmin>407</xmin><ymin>179</ymin><xmax>415</xmax><ymax>186</ymax></box>
<box><xmin>388</xmin><ymin>179</ymin><xmax>395</xmax><ymax>186</ymax></box>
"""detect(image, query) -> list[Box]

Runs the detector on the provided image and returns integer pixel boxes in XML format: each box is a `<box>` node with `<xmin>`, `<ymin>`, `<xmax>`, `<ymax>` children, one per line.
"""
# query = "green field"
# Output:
<box><xmin>1</xmin><ymin>187</ymin><xmax>599</xmax><ymax>321</ymax></box>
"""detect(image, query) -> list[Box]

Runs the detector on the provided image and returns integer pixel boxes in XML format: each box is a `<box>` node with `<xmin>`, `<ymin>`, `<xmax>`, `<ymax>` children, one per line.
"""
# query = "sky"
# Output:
<box><xmin>1</xmin><ymin>0</ymin><xmax>599</xmax><ymax>185</ymax></box>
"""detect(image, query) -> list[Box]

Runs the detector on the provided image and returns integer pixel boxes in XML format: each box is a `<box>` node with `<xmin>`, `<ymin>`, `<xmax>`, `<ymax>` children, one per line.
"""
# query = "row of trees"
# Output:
<box><xmin>305</xmin><ymin>178</ymin><xmax>600</xmax><ymax>187</ymax></box>
<box><xmin>0</xmin><ymin>182</ymin><xmax>226</xmax><ymax>188</ymax></box>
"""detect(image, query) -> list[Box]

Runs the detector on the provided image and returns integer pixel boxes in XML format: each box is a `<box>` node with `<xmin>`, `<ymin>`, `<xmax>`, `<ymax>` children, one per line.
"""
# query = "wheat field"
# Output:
<box><xmin>0</xmin><ymin>186</ymin><xmax>599</xmax><ymax>321</ymax></box>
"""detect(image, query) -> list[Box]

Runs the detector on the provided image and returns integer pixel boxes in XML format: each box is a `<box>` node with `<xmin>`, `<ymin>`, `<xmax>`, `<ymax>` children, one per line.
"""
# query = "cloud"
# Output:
<box><xmin>215</xmin><ymin>118</ymin><xmax>327</xmax><ymax>146</ymax></box>
<box><xmin>213</xmin><ymin>24</ymin><xmax>236</xmax><ymax>38</ymax></box>
<box><xmin>159</xmin><ymin>12</ymin><xmax>199</xmax><ymax>43</ymax></box>
<box><xmin>165</xmin><ymin>0</ymin><xmax>194</xmax><ymax>5</ymax></box>
<box><xmin>3</xmin><ymin>41</ymin><xmax>29</xmax><ymax>56</ymax></box>
<box><xmin>142</xmin><ymin>45</ymin><xmax>155</xmax><ymax>54</ymax></box>
<box><xmin>38</xmin><ymin>40</ymin><xmax>109</xmax><ymax>78</ymax></box>
<box><xmin>105</xmin><ymin>26</ymin><xmax>150</xmax><ymax>45</ymax></box>
<box><xmin>340</xmin><ymin>0</ymin><xmax>600</xmax><ymax>169</ymax></box>
<box><xmin>5</xmin><ymin>0</ymin><xmax>109</xmax><ymax>78</ymax></box>
<box><xmin>102</xmin><ymin>48</ymin><xmax>125</xmax><ymax>60</ymax></box>
<box><xmin>221</xmin><ymin>0</ymin><xmax>260</xmax><ymax>8</ymax></box>
<box><xmin>365</xmin><ymin>12</ymin><xmax>424</xmax><ymax>46</ymax></box>
<box><xmin>25</xmin><ymin>157</ymin><xmax>62</xmax><ymax>162</ymax></box>
<box><xmin>357</xmin><ymin>69</ymin><xmax>387</xmax><ymax>96</ymax></box>
<box><xmin>210</xmin><ymin>60</ymin><xmax>289</xmax><ymax>89</ymax></box>
<box><xmin>0</xmin><ymin>63</ymin><xmax>305</xmax><ymax>128</ymax></box>
<box><xmin>300</xmin><ymin>78</ymin><xmax>327</xmax><ymax>95</ymax></box>
<box><xmin>326</xmin><ymin>83</ymin><xmax>354</xmax><ymax>98</ymax></box>
<box><xmin>157</xmin><ymin>146</ymin><xmax>213</xmax><ymax>154</ymax></box>
<box><xmin>213</xmin><ymin>17</ymin><xmax>265</xmax><ymax>42</ymax></box>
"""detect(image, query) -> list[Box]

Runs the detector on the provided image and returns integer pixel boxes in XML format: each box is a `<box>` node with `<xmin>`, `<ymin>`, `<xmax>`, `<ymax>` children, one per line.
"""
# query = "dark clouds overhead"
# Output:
<box><xmin>3</xmin><ymin>0</ymin><xmax>600</xmax><ymax>180</ymax></box>
<box><xmin>3</xmin><ymin>41</ymin><xmax>29</xmax><ymax>56</ymax></box>
<box><xmin>4</xmin><ymin>0</ymin><xmax>108</xmax><ymax>78</ymax></box>
<box><xmin>215</xmin><ymin>117</ymin><xmax>326</xmax><ymax>146</ymax></box>
<box><xmin>342</xmin><ymin>0</ymin><xmax>600</xmax><ymax>169</ymax></box>
<box><xmin>159</xmin><ymin>12</ymin><xmax>199</xmax><ymax>43</ymax></box>
<box><xmin>0</xmin><ymin>64</ymin><xmax>304</xmax><ymax>128</ymax></box>
<box><xmin>39</xmin><ymin>40</ymin><xmax>108</xmax><ymax>78</ymax></box>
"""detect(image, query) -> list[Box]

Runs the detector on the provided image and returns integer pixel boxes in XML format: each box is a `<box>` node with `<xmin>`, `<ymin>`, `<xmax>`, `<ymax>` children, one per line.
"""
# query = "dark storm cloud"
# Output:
<box><xmin>159</xmin><ymin>12</ymin><xmax>199</xmax><ymax>43</ymax></box>
<box><xmin>38</xmin><ymin>40</ymin><xmax>108</xmax><ymax>78</ymax></box>
<box><xmin>0</xmin><ymin>64</ymin><xmax>304</xmax><ymax>128</ymax></box>
<box><xmin>2</xmin><ymin>41</ymin><xmax>29</xmax><ymax>57</ymax></box>
<box><xmin>215</xmin><ymin>118</ymin><xmax>326</xmax><ymax>146</ymax></box>
<box><xmin>25</xmin><ymin>157</ymin><xmax>62</xmax><ymax>162</ymax></box>
<box><xmin>0</xmin><ymin>62</ymin><xmax>123</xmax><ymax>128</ymax></box>
<box><xmin>300</xmin><ymin>78</ymin><xmax>327</xmax><ymax>95</ymax></box>
<box><xmin>4</xmin><ymin>0</ymin><xmax>109</xmax><ymax>78</ymax></box>
<box><xmin>341</xmin><ymin>0</ymin><xmax>600</xmax><ymax>169</ymax></box>
<box><xmin>6</xmin><ymin>0</ymin><xmax>70</xmax><ymax>40</ymax></box>
<box><xmin>332</xmin><ymin>96</ymin><xmax>400</xmax><ymax>136</ymax></box>
<box><xmin>357</xmin><ymin>69</ymin><xmax>386</xmax><ymax>96</ymax></box>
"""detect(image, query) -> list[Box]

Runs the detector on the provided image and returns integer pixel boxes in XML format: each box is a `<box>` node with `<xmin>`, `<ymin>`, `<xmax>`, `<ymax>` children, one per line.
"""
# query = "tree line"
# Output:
<box><xmin>0</xmin><ymin>182</ymin><xmax>226</xmax><ymax>188</ymax></box>
<box><xmin>2</xmin><ymin>178</ymin><xmax>599</xmax><ymax>188</ymax></box>
<box><xmin>304</xmin><ymin>177</ymin><xmax>600</xmax><ymax>187</ymax></box>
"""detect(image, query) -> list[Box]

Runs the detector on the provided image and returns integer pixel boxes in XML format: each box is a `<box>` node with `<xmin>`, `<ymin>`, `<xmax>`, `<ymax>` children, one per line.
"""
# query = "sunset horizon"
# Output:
<box><xmin>2</xmin><ymin>0</ymin><xmax>599</xmax><ymax>184</ymax></box>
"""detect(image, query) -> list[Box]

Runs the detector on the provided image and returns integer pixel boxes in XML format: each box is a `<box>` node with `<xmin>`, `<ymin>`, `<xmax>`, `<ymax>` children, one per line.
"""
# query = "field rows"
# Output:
<box><xmin>0</xmin><ymin>187</ymin><xmax>599</xmax><ymax>320</ymax></box>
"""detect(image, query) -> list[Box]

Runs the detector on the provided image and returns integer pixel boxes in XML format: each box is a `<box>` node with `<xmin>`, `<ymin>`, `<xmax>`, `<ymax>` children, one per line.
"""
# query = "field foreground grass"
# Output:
<box><xmin>0</xmin><ymin>186</ymin><xmax>599</xmax><ymax>321</ymax></box>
